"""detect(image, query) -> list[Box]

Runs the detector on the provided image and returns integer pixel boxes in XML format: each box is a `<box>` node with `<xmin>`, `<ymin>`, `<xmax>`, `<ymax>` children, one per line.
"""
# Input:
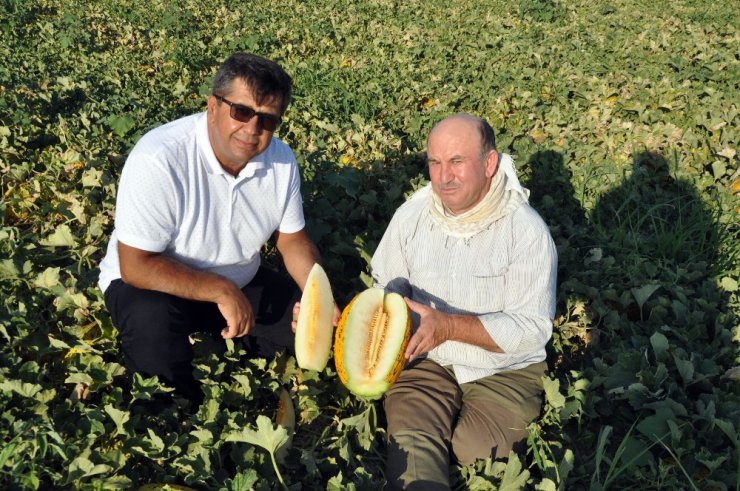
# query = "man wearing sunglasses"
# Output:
<box><xmin>98</xmin><ymin>53</ymin><xmax>333</xmax><ymax>407</ymax></box>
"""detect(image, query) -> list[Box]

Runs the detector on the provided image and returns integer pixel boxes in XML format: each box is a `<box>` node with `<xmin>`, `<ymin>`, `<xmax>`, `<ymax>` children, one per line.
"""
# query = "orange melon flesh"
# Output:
<box><xmin>295</xmin><ymin>263</ymin><xmax>334</xmax><ymax>371</ymax></box>
<box><xmin>335</xmin><ymin>288</ymin><xmax>411</xmax><ymax>399</ymax></box>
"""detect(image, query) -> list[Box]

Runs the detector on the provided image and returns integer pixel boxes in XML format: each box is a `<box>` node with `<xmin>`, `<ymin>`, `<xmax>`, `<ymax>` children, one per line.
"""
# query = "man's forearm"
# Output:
<box><xmin>118</xmin><ymin>243</ymin><xmax>238</xmax><ymax>303</ymax></box>
<box><xmin>275</xmin><ymin>230</ymin><xmax>322</xmax><ymax>291</ymax></box>
<box><xmin>446</xmin><ymin>314</ymin><xmax>504</xmax><ymax>353</ymax></box>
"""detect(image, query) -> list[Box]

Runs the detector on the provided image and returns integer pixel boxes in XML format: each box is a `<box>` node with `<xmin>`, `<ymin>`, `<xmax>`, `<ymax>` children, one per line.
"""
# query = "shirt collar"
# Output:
<box><xmin>196</xmin><ymin>111</ymin><xmax>271</xmax><ymax>179</ymax></box>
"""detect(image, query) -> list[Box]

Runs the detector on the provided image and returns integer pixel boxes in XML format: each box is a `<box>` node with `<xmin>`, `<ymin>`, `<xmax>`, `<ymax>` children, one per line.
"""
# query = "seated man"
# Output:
<box><xmin>371</xmin><ymin>114</ymin><xmax>557</xmax><ymax>489</ymax></box>
<box><xmin>99</xmin><ymin>53</ymin><xmax>332</xmax><ymax>406</ymax></box>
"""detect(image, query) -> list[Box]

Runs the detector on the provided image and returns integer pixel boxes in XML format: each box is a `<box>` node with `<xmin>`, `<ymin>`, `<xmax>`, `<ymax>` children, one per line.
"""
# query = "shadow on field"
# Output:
<box><xmin>299</xmin><ymin>146</ymin><xmax>736</xmax><ymax>488</ymax></box>
<box><xmin>523</xmin><ymin>149</ymin><xmax>595</xmax><ymax>371</ymax></box>
<box><xmin>524</xmin><ymin>149</ymin><xmax>737</xmax><ymax>487</ymax></box>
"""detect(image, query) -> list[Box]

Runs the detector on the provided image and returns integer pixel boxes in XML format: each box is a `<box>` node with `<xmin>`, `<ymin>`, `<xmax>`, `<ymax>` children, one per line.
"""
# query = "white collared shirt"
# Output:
<box><xmin>98</xmin><ymin>112</ymin><xmax>305</xmax><ymax>292</ymax></box>
<box><xmin>371</xmin><ymin>186</ymin><xmax>557</xmax><ymax>384</ymax></box>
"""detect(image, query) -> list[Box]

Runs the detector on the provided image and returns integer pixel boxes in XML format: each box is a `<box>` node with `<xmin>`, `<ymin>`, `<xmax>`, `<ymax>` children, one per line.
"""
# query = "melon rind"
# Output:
<box><xmin>295</xmin><ymin>263</ymin><xmax>334</xmax><ymax>371</ymax></box>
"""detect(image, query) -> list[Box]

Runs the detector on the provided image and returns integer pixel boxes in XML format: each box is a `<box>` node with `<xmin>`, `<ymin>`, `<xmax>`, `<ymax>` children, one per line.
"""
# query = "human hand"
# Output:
<box><xmin>290</xmin><ymin>302</ymin><xmax>341</xmax><ymax>333</ymax></box>
<box><xmin>403</xmin><ymin>297</ymin><xmax>452</xmax><ymax>361</ymax></box>
<box><xmin>332</xmin><ymin>304</ymin><xmax>341</xmax><ymax>326</ymax></box>
<box><xmin>216</xmin><ymin>283</ymin><xmax>255</xmax><ymax>339</ymax></box>
<box><xmin>291</xmin><ymin>302</ymin><xmax>300</xmax><ymax>333</ymax></box>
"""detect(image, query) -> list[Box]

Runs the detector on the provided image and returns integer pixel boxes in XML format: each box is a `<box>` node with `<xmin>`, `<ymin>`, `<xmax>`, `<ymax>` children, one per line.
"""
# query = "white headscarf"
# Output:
<box><xmin>426</xmin><ymin>153</ymin><xmax>530</xmax><ymax>238</ymax></box>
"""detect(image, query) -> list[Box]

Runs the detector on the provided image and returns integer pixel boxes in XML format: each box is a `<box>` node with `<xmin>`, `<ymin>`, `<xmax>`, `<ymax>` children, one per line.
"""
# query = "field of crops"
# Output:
<box><xmin>1</xmin><ymin>0</ymin><xmax>738</xmax><ymax>489</ymax></box>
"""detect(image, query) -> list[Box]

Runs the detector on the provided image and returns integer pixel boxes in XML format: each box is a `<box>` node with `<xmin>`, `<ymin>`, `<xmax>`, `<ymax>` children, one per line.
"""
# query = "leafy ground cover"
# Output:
<box><xmin>1</xmin><ymin>0</ymin><xmax>738</xmax><ymax>489</ymax></box>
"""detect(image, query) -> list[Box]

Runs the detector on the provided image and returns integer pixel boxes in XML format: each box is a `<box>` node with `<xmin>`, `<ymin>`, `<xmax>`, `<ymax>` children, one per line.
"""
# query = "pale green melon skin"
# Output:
<box><xmin>344</xmin><ymin>380</ymin><xmax>391</xmax><ymax>400</ymax></box>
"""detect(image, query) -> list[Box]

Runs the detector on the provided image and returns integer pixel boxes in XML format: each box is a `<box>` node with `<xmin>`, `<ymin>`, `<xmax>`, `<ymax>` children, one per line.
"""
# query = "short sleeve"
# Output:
<box><xmin>114</xmin><ymin>155</ymin><xmax>178</xmax><ymax>252</ymax></box>
<box><xmin>277</xmin><ymin>157</ymin><xmax>305</xmax><ymax>233</ymax></box>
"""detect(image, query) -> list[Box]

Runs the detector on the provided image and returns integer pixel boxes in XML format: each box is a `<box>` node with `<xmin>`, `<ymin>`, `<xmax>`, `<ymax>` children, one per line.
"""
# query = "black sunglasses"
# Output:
<box><xmin>214</xmin><ymin>94</ymin><xmax>282</xmax><ymax>132</ymax></box>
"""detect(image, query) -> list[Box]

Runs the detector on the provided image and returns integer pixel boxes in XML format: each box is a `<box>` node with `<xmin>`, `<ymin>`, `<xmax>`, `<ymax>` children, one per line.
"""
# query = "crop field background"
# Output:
<box><xmin>1</xmin><ymin>0</ymin><xmax>738</xmax><ymax>489</ymax></box>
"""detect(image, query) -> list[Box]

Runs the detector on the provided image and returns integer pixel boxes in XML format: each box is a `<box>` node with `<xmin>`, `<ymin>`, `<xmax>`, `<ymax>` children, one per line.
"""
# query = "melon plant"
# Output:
<box><xmin>295</xmin><ymin>263</ymin><xmax>335</xmax><ymax>371</ymax></box>
<box><xmin>334</xmin><ymin>288</ymin><xmax>411</xmax><ymax>399</ymax></box>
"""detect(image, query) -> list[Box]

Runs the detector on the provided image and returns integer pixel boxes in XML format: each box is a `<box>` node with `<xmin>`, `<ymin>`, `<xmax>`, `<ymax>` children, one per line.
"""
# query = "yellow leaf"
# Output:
<box><xmin>529</xmin><ymin>128</ymin><xmax>547</xmax><ymax>144</ymax></box>
<box><xmin>34</xmin><ymin>267</ymin><xmax>61</xmax><ymax>289</ymax></box>
<box><xmin>731</xmin><ymin>178</ymin><xmax>740</xmax><ymax>195</ymax></box>
<box><xmin>40</xmin><ymin>224</ymin><xmax>76</xmax><ymax>247</ymax></box>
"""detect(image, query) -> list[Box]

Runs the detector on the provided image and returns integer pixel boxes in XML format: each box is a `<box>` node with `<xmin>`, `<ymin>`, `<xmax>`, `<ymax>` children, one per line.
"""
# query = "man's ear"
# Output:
<box><xmin>207</xmin><ymin>95</ymin><xmax>217</xmax><ymax>117</ymax></box>
<box><xmin>485</xmin><ymin>150</ymin><xmax>500</xmax><ymax>178</ymax></box>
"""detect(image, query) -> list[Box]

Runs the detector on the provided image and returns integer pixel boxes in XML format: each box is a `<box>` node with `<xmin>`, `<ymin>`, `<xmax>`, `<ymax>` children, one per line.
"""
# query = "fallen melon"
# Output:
<box><xmin>295</xmin><ymin>263</ymin><xmax>335</xmax><ymax>371</ymax></box>
<box><xmin>334</xmin><ymin>288</ymin><xmax>411</xmax><ymax>398</ymax></box>
<box><xmin>275</xmin><ymin>387</ymin><xmax>295</xmax><ymax>464</ymax></box>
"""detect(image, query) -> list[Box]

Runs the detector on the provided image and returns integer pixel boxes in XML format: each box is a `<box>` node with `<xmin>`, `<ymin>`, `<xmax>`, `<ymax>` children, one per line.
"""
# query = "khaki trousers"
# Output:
<box><xmin>383</xmin><ymin>359</ymin><xmax>546</xmax><ymax>490</ymax></box>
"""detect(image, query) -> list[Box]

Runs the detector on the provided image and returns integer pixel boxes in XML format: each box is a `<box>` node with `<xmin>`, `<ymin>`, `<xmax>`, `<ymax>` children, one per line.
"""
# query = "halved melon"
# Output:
<box><xmin>334</xmin><ymin>288</ymin><xmax>411</xmax><ymax>398</ymax></box>
<box><xmin>295</xmin><ymin>263</ymin><xmax>335</xmax><ymax>371</ymax></box>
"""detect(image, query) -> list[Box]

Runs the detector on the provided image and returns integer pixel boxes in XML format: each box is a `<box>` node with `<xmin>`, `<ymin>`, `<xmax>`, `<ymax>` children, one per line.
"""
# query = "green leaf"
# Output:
<box><xmin>557</xmin><ymin>449</ymin><xmax>575</xmax><ymax>491</ymax></box>
<box><xmin>0</xmin><ymin>436</ymin><xmax>19</xmax><ymax>469</ymax></box>
<box><xmin>130</xmin><ymin>372</ymin><xmax>174</xmax><ymax>400</ymax></box>
<box><xmin>81</xmin><ymin>168</ymin><xmax>103</xmax><ymax>187</ymax></box>
<box><xmin>34</xmin><ymin>267</ymin><xmax>61</xmax><ymax>289</ymax></box>
<box><xmin>711</xmin><ymin>160</ymin><xmax>726</xmax><ymax>178</ymax></box>
<box><xmin>649</xmin><ymin>332</ymin><xmax>669</xmax><ymax>360</ymax></box>
<box><xmin>720</xmin><ymin>276</ymin><xmax>738</xmax><ymax>292</ymax></box>
<box><xmin>616</xmin><ymin>435</ymin><xmax>653</xmax><ymax>467</ymax></box>
<box><xmin>0</xmin><ymin>379</ymin><xmax>42</xmax><ymax>398</ymax></box>
<box><xmin>106</xmin><ymin>114</ymin><xmax>136</xmax><ymax>137</ymax></box>
<box><xmin>0</xmin><ymin>259</ymin><xmax>19</xmax><ymax>279</ymax></box>
<box><xmin>65</xmin><ymin>372</ymin><xmax>94</xmax><ymax>386</ymax></box>
<box><xmin>499</xmin><ymin>452</ymin><xmax>530</xmax><ymax>490</ymax></box>
<box><xmin>714</xmin><ymin>418</ymin><xmax>738</xmax><ymax>446</ymax></box>
<box><xmin>636</xmin><ymin>408</ymin><xmax>674</xmax><ymax>442</ymax></box>
<box><xmin>542</xmin><ymin>376</ymin><xmax>566</xmax><ymax>409</ymax></box>
<box><xmin>535</xmin><ymin>478</ymin><xmax>557</xmax><ymax>491</ymax></box>
<box><xmin>104</xmin><ymin>404</ymin><xmax>130</xmax><ymax>437</ymax></box>
<box><xmin>229</xmin><ymin>469</ymin><xmax>260</xmax><ymax>490</ymax></box>
<box><xmin>359</xmin><ymin>271</ymin><xmax>374</xmax><ymax>288</ymax></box>
<box><xmin>327</xmin><ymin>471</ymin><xmax>354</xmax><ymax>491</ymax></box>
<box><xmin>40</xmin><ymin>224</ymin><xmax>77</xmax><ymax>247</ymax></box>
<box><xmin>48</xmin><ymin>335</ymin><xmax>71</xmax><ymax>350</ymax></box>
<box><xmin>225</xmin><ymin>415</ymin><xmax>289</xmax><ymax>454</ymax></box>
<box><xmin>673</xmin><ymin>355</ymin><xmax>694</xmax><ymax>385</ymax></box>
<box><xmin>631</xmin><ymin>284</ymin><xmax>661</xmax><ymax>310</ymax></box>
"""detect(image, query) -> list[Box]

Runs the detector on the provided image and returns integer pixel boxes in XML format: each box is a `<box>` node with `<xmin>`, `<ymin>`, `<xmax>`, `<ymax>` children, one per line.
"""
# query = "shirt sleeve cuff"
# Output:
<box><xmin>277</xmin><ymin>220</ymin><xmax>306</xmax><ymax>234</ymax></box>
<box><xmin>479</xmin><ymin>312</ymin><xmax>523</xmax><ymax>354</ymax></box>
<box><xmin>116</xmin><ymin>232</ymin><xmax>169</xmax><ymax>253</ymax></box>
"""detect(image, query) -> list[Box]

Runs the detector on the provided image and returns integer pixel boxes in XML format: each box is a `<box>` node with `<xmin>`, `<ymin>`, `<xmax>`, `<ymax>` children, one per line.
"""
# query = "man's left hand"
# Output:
<box><xmin>291</xmin><ymin>302</ymin><xmax>341</xmax><ymax>333</ymax></box>
<box><xmin>403</xmin><ymin>298</ymin><xmax>452</xmax><ymax>361</ymax></box>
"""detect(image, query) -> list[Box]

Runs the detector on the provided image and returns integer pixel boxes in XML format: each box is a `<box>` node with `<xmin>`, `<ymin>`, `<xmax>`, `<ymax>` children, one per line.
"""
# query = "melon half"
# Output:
<box><xmin>294</xmin><ymin>263</ymin><xmax>335</xmax><ymax>371</ymax></box>
<box><xmin>334</xmin><ymin>288</ymin><xmax>411</xmax><ymax>399</ymax></box>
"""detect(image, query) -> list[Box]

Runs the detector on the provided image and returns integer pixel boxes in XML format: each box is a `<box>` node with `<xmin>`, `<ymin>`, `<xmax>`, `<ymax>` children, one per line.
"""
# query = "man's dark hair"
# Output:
<box><xmin>477</xmin><ymin>118</ymin><xmax>496</xmax><ymax>154</ymax></box>
<box><xmin>212</xmin><ymin>53</ymin><xmax>293</xmax><ymax>114</ymax></box>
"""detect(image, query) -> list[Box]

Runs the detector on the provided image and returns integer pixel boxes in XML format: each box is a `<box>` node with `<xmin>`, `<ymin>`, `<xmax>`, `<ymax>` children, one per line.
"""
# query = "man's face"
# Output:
<box><xmin>207</xmin><ymin>78</ymin><xmax>283</xmax><ymax>176</ymax></box>
<box><xmin>427</xmin><ymin>118</ymin><xmax>498</xmax><ymax>215</ymax></box>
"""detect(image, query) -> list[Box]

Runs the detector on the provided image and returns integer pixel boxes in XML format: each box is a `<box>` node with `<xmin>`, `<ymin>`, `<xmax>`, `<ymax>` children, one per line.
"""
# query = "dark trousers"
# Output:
<box><xmin>104</xmin><ymin>266</ymin><xmax>299</xmax><ymax>405</ymax></box>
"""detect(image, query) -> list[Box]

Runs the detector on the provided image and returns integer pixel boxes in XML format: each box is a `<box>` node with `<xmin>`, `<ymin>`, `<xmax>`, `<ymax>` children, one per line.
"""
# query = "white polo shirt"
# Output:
<box><xmin>98</xmin><ymin>112</ymin><xmax>305</xmax><ymax>293</ymax></box>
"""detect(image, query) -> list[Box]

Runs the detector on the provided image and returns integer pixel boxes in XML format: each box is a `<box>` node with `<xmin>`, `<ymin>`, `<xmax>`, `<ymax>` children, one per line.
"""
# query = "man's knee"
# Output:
<box><xmin>383</xmin><ymin>360</ymin><xmax>460</xmax><ymax>437</ymax></box>
<box><xmin>107</xmin><ymin>283</ymin><xmax>200</xmax><ymax>339</ymax></box>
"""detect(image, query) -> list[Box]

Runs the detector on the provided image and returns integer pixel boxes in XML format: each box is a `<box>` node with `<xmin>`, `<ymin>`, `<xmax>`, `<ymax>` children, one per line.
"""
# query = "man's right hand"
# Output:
<box><xmin>215</xmin><ymin>283</ymin><xmax>255</xmax><ymax>339</ymax></box>
<box><xmin>118</xmin><ymin>241</ymin><xmax>256</xmax><ymax>338</ymax></box>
